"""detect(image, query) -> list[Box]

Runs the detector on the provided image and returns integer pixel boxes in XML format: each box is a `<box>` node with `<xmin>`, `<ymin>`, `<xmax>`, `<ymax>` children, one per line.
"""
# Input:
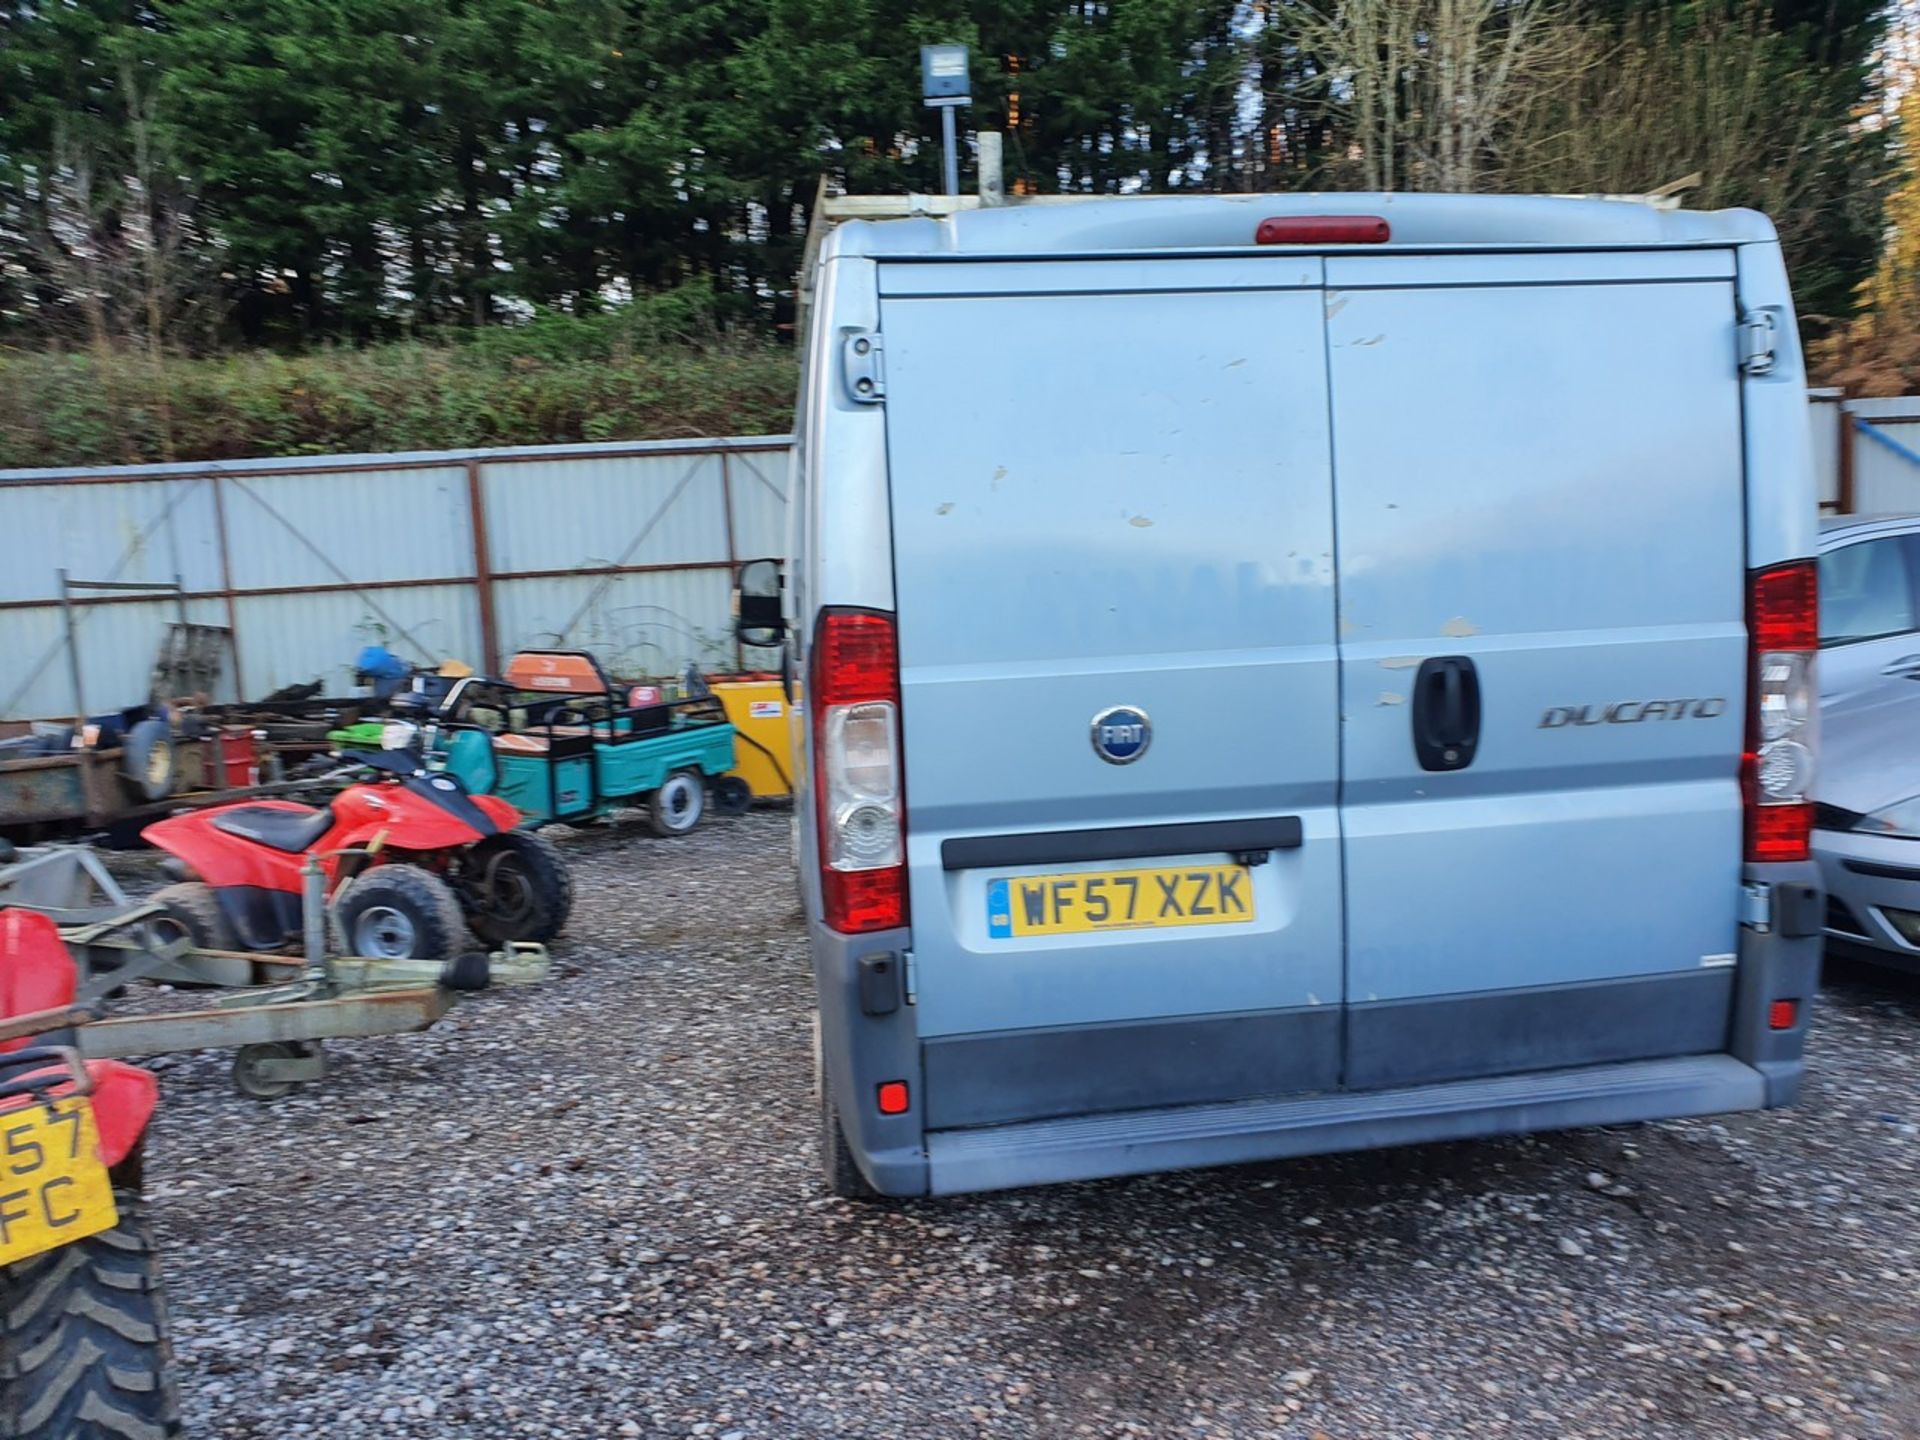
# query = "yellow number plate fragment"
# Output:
<box><xmin>986</xmin><ymin>863</ymin><xmax>1255</xmax><ymax>938</ymax></box>
<box><xmin>0</xmin><ymin>1097</ymin><xmax>117</xmax><ymax>1266</ymax></box>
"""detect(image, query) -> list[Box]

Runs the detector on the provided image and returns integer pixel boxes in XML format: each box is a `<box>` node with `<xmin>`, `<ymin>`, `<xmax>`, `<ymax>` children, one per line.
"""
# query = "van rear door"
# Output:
<box><xmin>1324</xmin><ymin>250</ymin><xmax>1749</xmax><ymax>1088</ymax></box>
<box><xmin>876</xmin><ymin>257</ymin><xmax>1344</xmax><ymax>1128</ymax></box>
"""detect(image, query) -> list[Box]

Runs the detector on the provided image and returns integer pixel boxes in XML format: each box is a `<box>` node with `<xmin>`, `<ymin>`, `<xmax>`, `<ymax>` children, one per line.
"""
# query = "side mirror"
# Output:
<box><xmin>734</xmin><ymin>558</ymin><xmax>786</xmax><ymax>649</ymax></box>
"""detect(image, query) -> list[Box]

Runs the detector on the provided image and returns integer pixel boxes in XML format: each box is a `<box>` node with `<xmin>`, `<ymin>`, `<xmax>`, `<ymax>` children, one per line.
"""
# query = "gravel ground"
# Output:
<box><xmin>136</xmin><ymin>811</ymin><xmax>1918</xmax><ymax>1440</ymax></box>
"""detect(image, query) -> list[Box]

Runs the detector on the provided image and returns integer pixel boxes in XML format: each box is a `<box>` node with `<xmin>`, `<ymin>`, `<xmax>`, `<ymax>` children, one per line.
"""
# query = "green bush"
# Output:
<box><xmin>0</xmin><ymin>315</ymin><xmax>797</xmax><ymax>469</ymax></box>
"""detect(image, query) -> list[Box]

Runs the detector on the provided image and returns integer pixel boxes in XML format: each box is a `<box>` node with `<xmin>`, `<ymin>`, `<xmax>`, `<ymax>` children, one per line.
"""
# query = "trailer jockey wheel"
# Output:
<box><xmin>232</xmin><ymin>1041</ymin><xmax>324</xmax><ymax>1100</ymax></box>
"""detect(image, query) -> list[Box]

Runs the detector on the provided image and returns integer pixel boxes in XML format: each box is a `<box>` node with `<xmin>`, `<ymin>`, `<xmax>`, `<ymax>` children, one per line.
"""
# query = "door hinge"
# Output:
<box><xmin>841</xmin><ymin>330</ymin><xmax>885</xmax><ymax>404</ymax></box>
<box><xmin>1738</xmin><ymin>312</ymin><xmax>1777</xmax><ymax>377</ymax></box>
<box><xmin>1740</xmin><ymin>881</ymin><xmax>1771</xmax><ymax>931</ymax></box>
<box><xmin>902</xmin><ymin>950</ymin><xmax>918</xmax><ymax>1005</ymax></box>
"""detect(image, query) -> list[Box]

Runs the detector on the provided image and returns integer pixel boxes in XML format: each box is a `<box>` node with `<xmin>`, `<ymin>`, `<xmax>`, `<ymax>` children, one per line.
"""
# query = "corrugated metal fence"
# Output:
<box><xmin>1809</xmin><ymin>390</ymin><xmax>1920</xmax><ymax>514</ymax></box>
<box><xmin>9</xmin><ymin>388</ymin><xmax>1920</xmax><ymax>724</ymax></box>
<box><xmin>0</xmin><ymin>436</ymin><xmax>792</xmax><ymax>724</ymax></box>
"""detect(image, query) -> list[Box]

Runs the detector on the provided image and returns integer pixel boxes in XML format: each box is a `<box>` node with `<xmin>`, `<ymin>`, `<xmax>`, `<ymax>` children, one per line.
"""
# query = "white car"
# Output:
<box><xmin>1815</xmin><ymin>514</ymin><xmax>1920</xmax><ymax>971</ymax></box>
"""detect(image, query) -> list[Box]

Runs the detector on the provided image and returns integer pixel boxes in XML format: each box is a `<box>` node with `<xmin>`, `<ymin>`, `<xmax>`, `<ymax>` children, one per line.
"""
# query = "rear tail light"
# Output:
<box><xmin>1744</xmin><ymin>561</ymin><xmax>1817</xmax><ymax>862</ymax></box>
<box><xmin>877</xmin><ymin>1080</ymin><xmax>910</xmax><ymax>1115</ymax></box>
<box><xmin>813</xmin><ymin>610</ymin><xmax>907</xmax><ymax>933</ymax></box>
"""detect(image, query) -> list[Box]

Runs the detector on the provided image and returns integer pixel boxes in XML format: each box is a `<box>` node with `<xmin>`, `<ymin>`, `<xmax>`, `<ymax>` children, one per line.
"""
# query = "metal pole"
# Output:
<box><xmin>302</xmin><ymin>856</ymin><xmax>330</xmax><ymax>982</ymax></box>
<box><xmin>58</xmin><ymin>568</ymin><xmax>85</xmax><ymax>723</ymax></box>
<box><xmin>977</xmin><ymin>131</ymin><xmax>1005</xmax><ymax>206</ymax></box>
<box><xmin>1838</xmin><ymin>395</ymin><xmax>1857</xmax><ymax>515</ymax></box>
<box><xmin>941</xmin><ymin>106</ymin><xmax>960</xmax><ymax>196</ymax></box>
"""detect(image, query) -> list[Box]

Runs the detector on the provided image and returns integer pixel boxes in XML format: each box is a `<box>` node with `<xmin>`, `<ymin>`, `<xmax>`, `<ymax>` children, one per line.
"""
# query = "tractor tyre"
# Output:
<box><xmin>456</xmin><ymin>831</ymin><xmax>572</xmax><ymax>946</ymax></box>
<box><xmin>0</xmin><ymin>1187</ymin><xmax>182</xmax><ymax>1439</ymax></box>
<box><xmin>647</xmin><ymin>770</ymin><xmax>705</xmax><ymax>837</ymax></box>
<box><xmin>121</xmin><ymin>719</ymin><xmax>175</xmax><ymax>802</ymax></box>
<box><xmin>330</xmin><ymin>864</ymin><xmax>467</xmax><ymax>962</ymax></box>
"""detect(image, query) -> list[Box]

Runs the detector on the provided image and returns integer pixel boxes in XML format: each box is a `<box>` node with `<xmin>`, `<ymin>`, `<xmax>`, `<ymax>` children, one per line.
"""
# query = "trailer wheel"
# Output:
<box><xmin>0</xmin><ymin>1187</ymin><xmax>181</xmax><ymax>1439</ymax></box>
<box><xmin>231</xmin><ymin>1041</ymin><xmax>321</xmax><ymax>1101</ymax></box>
<box><xmin>331</xmin><ymin>864</ymin><xmax>466</xmax><ymax>962</ymax></box>
<box><xmin>647</xmin><ymin>770</ymin><xmax>705</xmax><ymax>837</ymax></box>
<box><xmin>440</xmin><ymin>951</ymin><xmax>492</xmax><ymax>992</ymax></box>
<box><xmin>712</xmin><ymin>775</ymin><xmax>753</xmax><ymax>816</ymax></box>
<box><xmin>457</xmin><ymin>831</ymin><xmax>572</xmax><ymax>945</ymax></box>
<box><xmin>121</xmin><ymin>718</ymin><xmax>175</xmax><ymax>802</ymax></box>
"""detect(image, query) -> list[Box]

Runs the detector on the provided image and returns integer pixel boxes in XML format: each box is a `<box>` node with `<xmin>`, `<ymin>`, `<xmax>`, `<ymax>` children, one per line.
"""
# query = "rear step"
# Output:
<box><xmin>926</xmin><ymin>1054</ymin><xmax>1765</xmax><ymax>1195</ymax></box>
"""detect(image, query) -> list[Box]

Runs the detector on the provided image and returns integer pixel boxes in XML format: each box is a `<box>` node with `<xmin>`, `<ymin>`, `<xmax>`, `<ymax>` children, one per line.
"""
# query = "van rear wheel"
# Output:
<box><xmin>820</xmin><ymin>1088</ymin><xmax>881</xmax><ymax>1200</ymax></box>
<box><xmin>814</xmin><ymin>1029</ymin><xmax>880</xmax><ymax>1201</ymax></box>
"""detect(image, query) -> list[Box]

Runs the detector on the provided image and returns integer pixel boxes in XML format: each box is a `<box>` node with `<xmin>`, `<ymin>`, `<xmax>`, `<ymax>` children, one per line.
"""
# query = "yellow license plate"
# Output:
<box><xmin>0</xmin><ymin>1097</ymin><xmax>117</xmax><ymax>1266</ymax></box>
<box><xmin>986</xmin><ymin>863</ymin><xmax>1255</xmax><ymax>938</ymax></box>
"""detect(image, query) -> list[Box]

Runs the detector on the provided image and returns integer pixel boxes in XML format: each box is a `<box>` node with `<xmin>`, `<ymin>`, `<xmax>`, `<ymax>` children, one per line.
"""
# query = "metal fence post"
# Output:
<box><xmin>466</xmin><ymin>458</ymin><xmax>501</xmax><ymax>673</ymax></box>
<box><xmin>719</xmin><ymin>451</ymin><xmax>744</xmax><ymax>673</ymax></box>
<box><xmin>57</xmin><ymin>568</ymin><xmax>84</xmax><ymax>723</ymax></box>
<box><xmin>1837</xmin><ymin>394</ymin><xmax>1857</xmax><ymax>515</ymax></box>
<box><xmin>210</xmin><ymin>472</ymin><xmax>245</xmax><ymax>699</ymax></box>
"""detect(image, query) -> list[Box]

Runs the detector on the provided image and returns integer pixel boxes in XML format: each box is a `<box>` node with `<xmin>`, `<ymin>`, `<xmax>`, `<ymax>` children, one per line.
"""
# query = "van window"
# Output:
<box><xmin>1820</xmin><ymin>537</ymin><xmax>1918</xmax><ymax>646</ymax></box>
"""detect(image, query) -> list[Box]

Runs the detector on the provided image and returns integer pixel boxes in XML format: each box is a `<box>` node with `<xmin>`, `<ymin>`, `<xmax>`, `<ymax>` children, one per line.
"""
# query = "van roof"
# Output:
<box><xmin>821</xmin><ymin>193</ymin><xmax>1777</xmax><ymax>261</ymax></box>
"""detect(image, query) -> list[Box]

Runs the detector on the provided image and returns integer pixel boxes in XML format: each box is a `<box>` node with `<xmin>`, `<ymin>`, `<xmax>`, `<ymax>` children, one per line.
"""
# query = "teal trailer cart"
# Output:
<box><xmin>431</xmin><ymin>651</ymin><xmax>740</xmax><ymax>835</ymax></box>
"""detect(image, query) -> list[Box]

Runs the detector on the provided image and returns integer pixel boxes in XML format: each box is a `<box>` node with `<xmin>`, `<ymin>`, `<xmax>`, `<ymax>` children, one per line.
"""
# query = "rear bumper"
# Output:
<box><xmin>1815</xmin><ymin>828</ymin><xmax>1920</xmax><ymax>970</ymax></box>
<box><xmin>924</xmin><ymin>1053</ymin><xmax>1769</xmax><ymax>1196</ymax></box>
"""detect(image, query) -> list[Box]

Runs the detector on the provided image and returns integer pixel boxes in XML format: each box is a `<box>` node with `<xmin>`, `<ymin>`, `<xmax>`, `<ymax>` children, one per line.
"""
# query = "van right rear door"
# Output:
<box><xmin>1325</xmin><ymin>249</ymin><xmax>1750</xmax><ymax>1089</ymax></box>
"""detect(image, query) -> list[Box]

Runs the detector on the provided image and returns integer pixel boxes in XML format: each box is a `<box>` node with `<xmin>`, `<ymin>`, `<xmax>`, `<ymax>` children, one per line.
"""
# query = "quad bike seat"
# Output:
<box><xmin>212</xmin><ymin>804</ymin><xmax>336</xmax><ymax>853</ymax></box>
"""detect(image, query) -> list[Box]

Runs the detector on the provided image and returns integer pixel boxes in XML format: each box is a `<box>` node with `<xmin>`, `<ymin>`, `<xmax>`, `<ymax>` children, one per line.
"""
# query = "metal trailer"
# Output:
<box><xmin>0</xmin><ymin>842</ymin><xmax>545</xmax><ymax>1098</ymax></box>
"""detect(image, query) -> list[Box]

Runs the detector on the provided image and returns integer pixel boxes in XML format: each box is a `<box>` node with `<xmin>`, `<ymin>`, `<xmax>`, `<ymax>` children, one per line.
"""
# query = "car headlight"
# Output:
<box><xmin>1859</xmin><ymin>796</ymin><xmax>1920</xmax><ymax>837</ymax></box>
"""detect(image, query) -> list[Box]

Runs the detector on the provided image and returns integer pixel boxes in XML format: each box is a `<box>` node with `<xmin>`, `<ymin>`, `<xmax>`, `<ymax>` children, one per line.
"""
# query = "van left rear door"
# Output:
<box><xmin>876</xmin><ymin>255</ymin><xmax>1347</xmax><ymax>1129</ymax></box>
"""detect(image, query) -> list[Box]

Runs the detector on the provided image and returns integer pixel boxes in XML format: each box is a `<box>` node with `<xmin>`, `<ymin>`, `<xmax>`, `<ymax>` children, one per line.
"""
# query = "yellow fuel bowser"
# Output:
<box><xmin>710</xmin><ymin>676</ymin><xmax>795</xmax><ymax>800</ymax></box>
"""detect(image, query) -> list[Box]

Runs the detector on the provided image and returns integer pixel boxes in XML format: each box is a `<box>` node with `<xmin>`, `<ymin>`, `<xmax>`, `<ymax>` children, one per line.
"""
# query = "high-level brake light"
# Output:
<box><xmin>1255</xmin><ymin>215</ymin><xmax>1391</xmax><ymax>246</ymax></box>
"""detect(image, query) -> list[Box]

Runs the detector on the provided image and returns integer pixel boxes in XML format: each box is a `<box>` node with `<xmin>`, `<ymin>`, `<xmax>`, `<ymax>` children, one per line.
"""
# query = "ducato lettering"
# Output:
<box><xmin>1538</xmin><ymin>697</ymin><xmax>1729</xmax><ymax>729</ymax></box>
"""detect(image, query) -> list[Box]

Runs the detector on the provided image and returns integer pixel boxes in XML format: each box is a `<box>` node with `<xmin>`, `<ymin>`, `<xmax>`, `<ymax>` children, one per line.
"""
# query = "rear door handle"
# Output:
<box><xmin>1412</xmin><ymin>655</ymin><xmax>1481</xmax><ymax>772</ymax></box>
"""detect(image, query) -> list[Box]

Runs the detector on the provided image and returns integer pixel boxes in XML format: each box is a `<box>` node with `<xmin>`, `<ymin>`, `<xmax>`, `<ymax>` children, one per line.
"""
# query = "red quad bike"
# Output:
<box><xmin>0</xmin><ymin>908</ymin><xmax>176</xmax><ymax>1439</ymax></box>
<box><xmin>141</xmin><ymin>750</ymin><xmax>572</xmax><ymax>963</ymax></box>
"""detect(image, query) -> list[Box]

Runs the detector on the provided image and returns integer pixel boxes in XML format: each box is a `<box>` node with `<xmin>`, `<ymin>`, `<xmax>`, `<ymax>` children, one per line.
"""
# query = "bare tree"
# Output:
<box><xmin>1499</xmin><ymin>6</ymin><xmax>1833</xmax><ymax>238</ymax></box>
<box><xmin>1293</xmin><ymin>0</ymin><xmax>1576</xmax><ymax>192</ymax></box>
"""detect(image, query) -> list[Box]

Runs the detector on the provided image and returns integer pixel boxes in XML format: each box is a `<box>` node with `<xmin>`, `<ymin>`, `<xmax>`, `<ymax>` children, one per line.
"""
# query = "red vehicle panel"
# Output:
<box><xmin>143</xmin><ymin>784</ymin><xmax>522</xmax><ymax>894</ymax></box>
<box><xmin>0</xmin><ymin>909</ymin><xmax>158</xmax><ymax>1167</ymax></box>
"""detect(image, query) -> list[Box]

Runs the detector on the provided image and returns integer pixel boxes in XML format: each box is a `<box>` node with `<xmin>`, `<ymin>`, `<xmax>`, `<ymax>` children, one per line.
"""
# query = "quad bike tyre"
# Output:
<box><xmin>647</xmin><ymin>769</ymin><xmax>705</xmax><ymax>838</ymax></box>
<box><xmin>330</xmin><ymin>864</ymin><xmax>467</xmax><ymax>962</ymax></box>
<box><xmin>457</xmin><ymin>832</ymin><xmax>572</xmax><ymax>946</ymax></box>
<box><xmin>148</xmin><ymin>882</ymin><xmax>237</xmax><ymax>952</ymax></box>
<box><xmin>0</xmin><ymin>1187</ymin><xmax>182</xmax><ymax>1439</ymax></box>
<box><xmin>120</xmin><ymin>720</ymin><xmax>175</xmax><ymax>803</ymax></box>
<box><xmin>145</xmin><ymin>882</ymin><xmax>253</xmax><ymax>987</ymax></box>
